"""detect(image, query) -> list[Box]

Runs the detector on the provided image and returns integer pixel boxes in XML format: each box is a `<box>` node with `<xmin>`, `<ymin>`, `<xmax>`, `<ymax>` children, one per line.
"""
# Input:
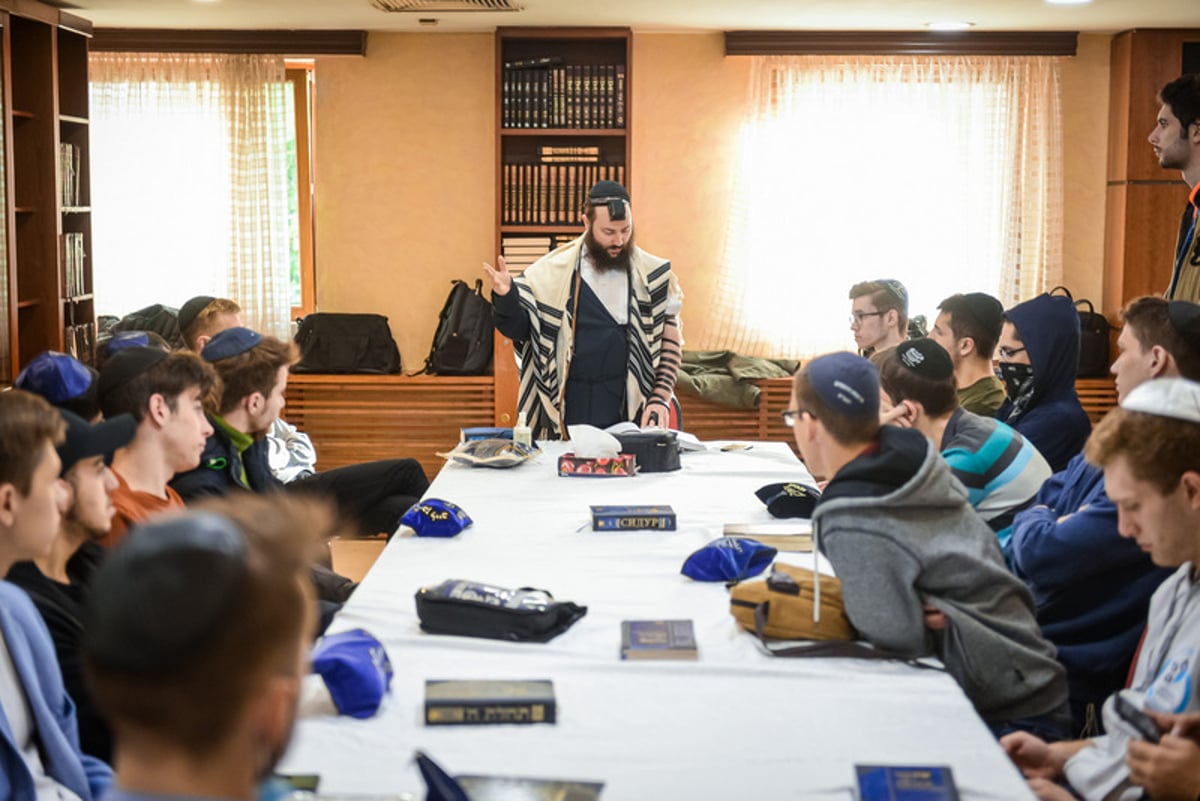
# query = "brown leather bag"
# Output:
<box><xmin>730</xmin><ymin>562</ymin><xmax>855</xmax><ymax>641</ymax></box>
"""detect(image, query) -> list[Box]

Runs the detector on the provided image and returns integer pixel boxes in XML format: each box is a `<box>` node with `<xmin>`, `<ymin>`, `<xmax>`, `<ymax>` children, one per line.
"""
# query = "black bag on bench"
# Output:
<box><xmin>293</xmin><ymin>313</ymin><xmax>401</xmax><ymax>374</ymax></box>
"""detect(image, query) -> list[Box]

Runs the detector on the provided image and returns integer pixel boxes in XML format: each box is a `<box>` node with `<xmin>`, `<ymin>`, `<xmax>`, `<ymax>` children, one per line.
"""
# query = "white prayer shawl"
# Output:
<box><xmin>513</xmin><ymin>235</ymin><xmax>677</xmax><ymax>439</ymax></box>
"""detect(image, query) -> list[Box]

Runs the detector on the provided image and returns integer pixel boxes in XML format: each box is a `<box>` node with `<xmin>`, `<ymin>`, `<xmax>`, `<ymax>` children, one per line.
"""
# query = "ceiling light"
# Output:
<box><xmin>927</xmin><ymin>21</ymin><xmax>974</xmax><ymax>31</ymax></box>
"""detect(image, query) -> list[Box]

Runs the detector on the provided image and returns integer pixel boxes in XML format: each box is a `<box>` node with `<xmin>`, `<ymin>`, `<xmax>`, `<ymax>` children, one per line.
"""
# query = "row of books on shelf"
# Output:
<box><xmin>501</xmin><ymin>63</ymin><xmax>625</xmax><ymax>129</ymax></box>
<box><xmin>59</xmin><ymin>144</ymin><xmax>82</xmax><ymax>207</ymax></box>
<box><xmin>501</xmin><ymin>234</ymin><xmax>576</xmax><ymax>271</ymax></box>
<box><xmin>502</xmin><ymin>161</ymin><xmax>625</xmax><ymax>226</ymax></box>
<box><xmin>60</xmin><ymin>233</ymin><xmax>86</xmax><ymax>298</ymax></box>
<box><xmin>63</xmin><ymin>322</ymin><xmax>95</xmax><ymax>363</ymax></box>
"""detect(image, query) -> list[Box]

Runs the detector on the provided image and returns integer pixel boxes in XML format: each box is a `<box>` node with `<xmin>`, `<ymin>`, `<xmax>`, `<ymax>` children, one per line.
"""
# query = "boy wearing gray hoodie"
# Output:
<box><xmin>789</xmin><ymin>352</ymin><xmax>1069</xmax><ymax>736</ymax></box>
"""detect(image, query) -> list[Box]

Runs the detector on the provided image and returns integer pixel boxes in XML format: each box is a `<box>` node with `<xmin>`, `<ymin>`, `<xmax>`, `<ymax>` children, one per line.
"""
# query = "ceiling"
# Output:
<box><xmin>56</xmin><ymin>0</ymin><xmax>1200</xmax><ymax>34</ymax></box>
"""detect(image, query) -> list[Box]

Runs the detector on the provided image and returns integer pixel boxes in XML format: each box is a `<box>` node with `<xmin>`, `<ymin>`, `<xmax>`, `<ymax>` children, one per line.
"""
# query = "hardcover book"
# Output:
<box><xmin>855</xmin><ymin>765</ymin><xmax>959</xmax><ymax>801</ymax></box>
<box><xmin>723</xmin><ymin>522</ymin><xmax>813</xmax><ymax>552</ymax></box>
<box><xmin>620</xmin><ymin>620</ymin><xmax>697</xmax><ymax>660</ymax></box>
<box><xmin>456</xmin><ymin>775</ymin><xmax>604</xmax><ymax>801</ymax></box>
<box><xmin>591</xmin><ymin>505</ymin><xmax>676</xmax><ymax>530</ymax></box>
<box><xmin>424</xmin><ymin>680</ymin><xmax>555</xmax><ymax>726</ymax></box>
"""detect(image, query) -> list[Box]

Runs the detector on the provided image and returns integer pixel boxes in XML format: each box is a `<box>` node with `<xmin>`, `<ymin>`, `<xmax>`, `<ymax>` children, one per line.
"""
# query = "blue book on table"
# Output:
<box><xmin>855</xmin><ymin>766</ymin><xmax>959</xmax><ymax>801</ymax></box>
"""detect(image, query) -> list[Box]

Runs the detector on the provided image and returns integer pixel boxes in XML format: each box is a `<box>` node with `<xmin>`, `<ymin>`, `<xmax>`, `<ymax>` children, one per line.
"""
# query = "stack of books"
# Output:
<box><xmin>501</xmin><ymin>57</ymin><xmax>626</xmax><ymax>130</ymax></box>
<box><xmin>502</xmin><ymin>162</ymin><xmax>625</xmax><ymax>225</ymax></box>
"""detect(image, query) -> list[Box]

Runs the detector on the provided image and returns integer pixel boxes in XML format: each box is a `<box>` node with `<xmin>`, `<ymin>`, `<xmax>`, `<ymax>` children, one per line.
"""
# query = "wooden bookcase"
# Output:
<box><xmin>492</xmin><ymin>27</ymin><xmax>631</xmax><ymax>425</ymax></box>
<box><xmin>0</xmin><ymin>2</ymin><xmax>93</xmax><ymax>383</ymax></box>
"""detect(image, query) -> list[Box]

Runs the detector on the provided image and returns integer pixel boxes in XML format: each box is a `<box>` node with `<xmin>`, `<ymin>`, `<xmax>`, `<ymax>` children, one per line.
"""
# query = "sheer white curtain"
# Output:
<box><xmin>693</xmin><ymin>55</ymin><xmax>1063</xmax><ymax>358</ymax></box>
<box><xmin>89</xmin><ymin>53</ymin><xmax>293</xmax><ymax>339</ymax></box>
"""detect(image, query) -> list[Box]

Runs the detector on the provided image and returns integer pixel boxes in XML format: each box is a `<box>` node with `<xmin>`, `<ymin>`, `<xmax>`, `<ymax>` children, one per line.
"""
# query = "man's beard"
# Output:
<box><xmin>585</xmin><ymin>228</ymin><xmax>635</xmax><ymax>273</ymax></box>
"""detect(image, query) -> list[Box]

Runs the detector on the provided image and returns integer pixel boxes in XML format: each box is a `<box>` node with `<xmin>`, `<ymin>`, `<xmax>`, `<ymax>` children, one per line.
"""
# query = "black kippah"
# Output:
<box><xmin>1168</xmin><ymin>301</ymin><xmax>1200</xmax><ymax>356</ymax></box>
<box><xmin>896</xmin><ymin>339</ymin><xmax>955</xmax><ymax>380</ymax></box>
<box><xmin>961</xmin><ymin>293</ymin><xmax>1004</xmax><ymax>338</ymax></box>
<box><xmin>98</xmin><ymin>346</ymin><xmax>168</xmax><ymax>400</ymax></box>
<box><xmin>755</xmin><ymin>482</ymin><xmax>821</xmax><ymax>519</ymax></box>
<box><xmin>178</xmin><ymin>295</ymin><xmax>216</xmax><ymax>334</ymax></box>
<box><xmin>588</xmin><ymin>180</ymin><xmax>629</xmax><ymax>202</ymax></box>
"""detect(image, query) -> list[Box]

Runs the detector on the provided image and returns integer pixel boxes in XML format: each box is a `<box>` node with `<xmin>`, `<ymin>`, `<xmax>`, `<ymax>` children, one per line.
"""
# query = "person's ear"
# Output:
<box><xmin>1148</xmin><ymin>345</ymin><xmax>1170</xmax><ymax>377</ymax></box>
<box><xmin>958</xmin><ymin>336</ymin><xmax>975</xmax><ymax>359</ymax></box>
<box><xmin>147</xmin><ymin>393</ymin><xmax>171</xmax><ymax>427</ymax></box>
<box><xmin>1181</xmin><ymin>471</ymin><xmax>1200</xmax><ymax>510</ymax></box>
<box><xmin>195</xmin><ymin>334</ymin><xmax>212</xmax><ymax>351</ymax></box>
<box><xmin>0</xmin><ymin>483</ymin><xmax>18</xmax><ymax>528</ymax></box>
<box><xmin>245</xmin><ymin>391</ymin><xmax>266</xmax><ymax>418</ymax></box>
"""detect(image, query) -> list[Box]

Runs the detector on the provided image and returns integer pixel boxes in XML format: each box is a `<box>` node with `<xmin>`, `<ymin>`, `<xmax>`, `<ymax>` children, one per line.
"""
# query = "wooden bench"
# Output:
<box><xmin>287</xmin><ymin>374</ymin><xmax>1118</xmax><ymax>476</ymax></box>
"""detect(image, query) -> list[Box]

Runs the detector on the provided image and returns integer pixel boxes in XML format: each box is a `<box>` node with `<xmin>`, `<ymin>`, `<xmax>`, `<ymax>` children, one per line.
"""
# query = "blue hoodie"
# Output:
<box><xmin>997</xmin><ymin>294</ymin><xmax>1092</xmax><ymax>472</ymax></box>
<box><xmin>1008</xmin><ymin>453</ymin><xmax>1171</xmax><ymax>732</ymax></box>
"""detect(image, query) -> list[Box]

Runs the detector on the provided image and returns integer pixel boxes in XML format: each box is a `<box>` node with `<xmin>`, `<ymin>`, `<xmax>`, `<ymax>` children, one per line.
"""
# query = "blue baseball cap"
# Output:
<box><xmin>806</xmin><ymin>352</ymin><xmax>880</xmax><ymax>419</ymax></box>
<box><xmin>201</xmin><ymin>326</ymin><xmax>262</xmax><ymax>362</ymax></box>
<box><xmin>15</xmin><ymin>351</ymin><xmax>94</xmax><ymax>404</ymax></box>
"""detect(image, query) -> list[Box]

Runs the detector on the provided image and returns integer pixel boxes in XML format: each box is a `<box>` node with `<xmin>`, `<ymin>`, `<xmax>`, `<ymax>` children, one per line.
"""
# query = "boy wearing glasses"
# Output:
<box><xmin>788</xmin><ymin>352</ymin><xmax>1069</xmax><ymax>737</ymax></box>
<box><xmin>997</xmin><ymin>293</ymin><xmax>1092</xmax><ymax>472</ymax></box>
<box><xmin>848</xmin><ymin>279</ymin><xmax>909</xmax><ymax>356</ymax></box>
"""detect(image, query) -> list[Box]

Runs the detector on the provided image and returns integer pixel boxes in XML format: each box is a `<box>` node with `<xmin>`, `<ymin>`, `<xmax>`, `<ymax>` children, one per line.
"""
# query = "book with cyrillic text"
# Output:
<box><xmin>855</xmin><ymin>765</ymin><xmax>959</xmax><ymax>801</ymax></box>
<box><xmin>591</xmin><ymin>505</ymin><xmax>676</xmax><ymax>531</ymax></box>
<box><xmin>424</xmin><ymin>680</ymin><xmax>555</xmax><ymax>726</ymax></box>
<box><xmin>620</xmin><ymin>620</ymin><xmax>697</xmax><ymax>661</ymax></box>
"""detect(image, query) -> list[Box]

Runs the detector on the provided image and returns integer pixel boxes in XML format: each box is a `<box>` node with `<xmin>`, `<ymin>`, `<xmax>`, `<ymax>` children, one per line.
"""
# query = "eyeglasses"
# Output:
<box><xmin>997</xmin><ymin>346</ymin><xmax>1027</xmax><ymax>360</ymax></box>
<box><xmin>849</xmin><ymin>311</ymin><xmax>886</xmax><ymax>326</ymax></box>
<box><xmin>781</xmin><ymin>408</ymin><xmax>814</xmax><ymax>427</ymax></box>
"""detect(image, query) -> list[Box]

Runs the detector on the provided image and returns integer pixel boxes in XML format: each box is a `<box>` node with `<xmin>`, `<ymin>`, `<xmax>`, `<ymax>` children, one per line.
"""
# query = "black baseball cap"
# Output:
<box><xmin>57</xmin><ymin>409</ymin><xmax>136</xmax><ymax>475</ymax></box>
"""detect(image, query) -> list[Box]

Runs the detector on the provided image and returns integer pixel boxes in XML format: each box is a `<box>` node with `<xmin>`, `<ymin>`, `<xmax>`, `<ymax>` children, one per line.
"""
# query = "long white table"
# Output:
<box><xmin>280</xmin><ymin>440</ymin><xmax>1036</xmax><ymax>800</ymax></box>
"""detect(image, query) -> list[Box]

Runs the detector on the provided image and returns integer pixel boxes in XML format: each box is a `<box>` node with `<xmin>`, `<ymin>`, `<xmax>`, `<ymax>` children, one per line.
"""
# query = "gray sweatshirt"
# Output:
<box><xmin>813</xmin><ymin>426</ymin><xmax>1068</xmax><ymax>723</ymax></box>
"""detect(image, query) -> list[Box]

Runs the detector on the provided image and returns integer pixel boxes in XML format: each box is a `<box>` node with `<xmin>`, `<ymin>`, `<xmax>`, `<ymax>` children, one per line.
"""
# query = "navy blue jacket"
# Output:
<box><xmin>997</xmin><ymin>294</ymin><xmax>1092</xmax><ymax>472</ymax></box>
<box><xmin>1009</xmin><ymin>454</ymin><xmax>1171</xmax><ymax>724</ymax></box>
<box><xmin>169</xmin><ymin>416</ymin><xmax>283</xmax><ymax>502</ymax></box>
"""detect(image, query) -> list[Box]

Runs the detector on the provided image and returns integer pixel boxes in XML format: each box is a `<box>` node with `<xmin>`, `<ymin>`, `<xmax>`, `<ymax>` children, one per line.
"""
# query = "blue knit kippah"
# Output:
<box><xmin>201</xmin><ymin>326</ymin><xmax>262</xmax><ymax>362</ymax></box>
<box><xmin>806</xmin><ymin>352</ymin><xmax>880</xmax><ymax>419</ymax></box>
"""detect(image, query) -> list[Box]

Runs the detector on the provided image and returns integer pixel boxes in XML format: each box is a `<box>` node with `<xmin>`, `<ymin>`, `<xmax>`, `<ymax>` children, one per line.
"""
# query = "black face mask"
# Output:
<box><xmin>997</xmin><ymin>362</ymin><xmax>1034</xmax><ymax>400</ymax></box>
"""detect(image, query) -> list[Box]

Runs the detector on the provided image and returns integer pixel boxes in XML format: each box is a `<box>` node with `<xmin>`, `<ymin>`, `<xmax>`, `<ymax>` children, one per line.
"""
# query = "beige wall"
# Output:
<box><xmin>1060</xmin><ymin>33</ymin><xmax>1112</xmax><ymax>306</ymax></box>
<box><xmin>312</xmin><ymin>32</ymin><xmax>1112</xmax><ymax>366</ymax></box>
<box><xmin>314</xmin><ymin>34</ymin><xmax>495</xmax><ymax>368</ymax></box>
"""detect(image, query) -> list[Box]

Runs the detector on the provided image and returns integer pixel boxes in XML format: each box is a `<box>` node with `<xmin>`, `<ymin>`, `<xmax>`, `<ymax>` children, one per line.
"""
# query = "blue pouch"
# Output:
<box><xmin>680</xmin><ymin>537</ymin><xmax>777</xmax><ymax>582</ymax></box>
<box><xmin>401</xmin><ymin>499</ymin><xmax>473</xmax><ymax>538</ymax></box>
<box><xmin>310</xmin><ymin>628</ymin><xmax>394</xmax><ymax>719</ymax></box>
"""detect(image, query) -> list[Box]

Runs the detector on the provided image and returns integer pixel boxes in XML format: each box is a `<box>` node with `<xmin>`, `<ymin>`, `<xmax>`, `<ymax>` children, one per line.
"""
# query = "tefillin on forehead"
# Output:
<box><xmin>588</xmin><ymin>180</ymin><xmax>630</xmax><ymax>221</ymax></box>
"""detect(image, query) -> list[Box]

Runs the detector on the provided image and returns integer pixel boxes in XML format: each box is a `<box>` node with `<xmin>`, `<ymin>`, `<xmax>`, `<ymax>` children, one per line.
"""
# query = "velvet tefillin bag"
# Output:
<box><xmin>614</xmin><ymin>430</ymin><xmax>681</xmax><ymax>473</ymax></box>
<box><xmin>415</xmin><ymin>579</ymin><xmax>587</xmax><ymax>643</ymax></box>
<box><xmin>681</xmin><ymin>537</ymin><xmax>777</xmax><ymax>583</ymax></box>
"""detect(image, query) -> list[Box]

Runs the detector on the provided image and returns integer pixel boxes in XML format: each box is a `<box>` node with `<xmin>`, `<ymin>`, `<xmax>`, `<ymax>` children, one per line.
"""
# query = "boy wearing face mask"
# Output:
<box><xmin>996</xmin><ymin>294</ymin><xmax>1092</xmax><ymax>473</ymax></box>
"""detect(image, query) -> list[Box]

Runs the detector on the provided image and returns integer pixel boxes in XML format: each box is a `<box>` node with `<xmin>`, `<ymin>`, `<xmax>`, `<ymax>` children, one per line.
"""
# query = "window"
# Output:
<box><xmin>693</xmin><ymin>55</ymin><xmax>1063</xmax><ymax>358</ymax></box>
<box><xmin>89</xmin><ymin>53</ymin><xmax>313</xmax><ymax>339</ymax></box>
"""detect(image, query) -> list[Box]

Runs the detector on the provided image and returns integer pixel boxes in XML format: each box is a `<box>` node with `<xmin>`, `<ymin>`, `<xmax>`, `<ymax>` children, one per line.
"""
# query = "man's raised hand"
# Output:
<box><xmin>483</xmin><ymin>256</ymin><xmax>513</xmax><ymax>296</ymax></box>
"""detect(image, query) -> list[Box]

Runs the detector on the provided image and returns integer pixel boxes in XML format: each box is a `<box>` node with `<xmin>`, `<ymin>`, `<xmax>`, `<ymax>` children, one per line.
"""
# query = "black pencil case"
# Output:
<box><xmin>415</xmin><ymin>579</ymin><xmax>587</xmax><ymax>643</ymax></box>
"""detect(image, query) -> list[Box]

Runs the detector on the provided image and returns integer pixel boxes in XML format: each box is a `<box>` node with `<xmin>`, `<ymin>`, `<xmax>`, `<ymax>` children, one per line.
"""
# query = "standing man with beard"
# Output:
<box><xmin>485</xmin><ymin>180</ymin><xmax>683</xmax><ymax>439</ymax></box>
<box><xmin>1151</xmin><ymin>75</ymin><xmax>1200</xmax><ymax>302</ymax></box>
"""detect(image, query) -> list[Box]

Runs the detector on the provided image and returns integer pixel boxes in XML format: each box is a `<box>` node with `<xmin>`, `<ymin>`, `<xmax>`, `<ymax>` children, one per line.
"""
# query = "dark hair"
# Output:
<box><xmin>1159</xmin><ymin>74</ymin><xmax>1200</xmax><ymax>137</ymax></box>
<box><xmin>938</xmin><ymin>294</ymin><xmax>1001</xmax><ymax>360</ymax></box>
<box><xmin>85</xmin><ymin>494</ymin><xmax>324</xmax><ymax>756</ymax></box>
<box><xmin>792</xmin><ymin>368</ymin><xmax>880</xmax><ymax>446</ymax></box>
<box><xmin>874</xmin><ymin>346</ymin><xmax>959</xmax><ymax>418</ymax></box>
<box><xmin>1086</xmin><ymin>407</ymin><xmax>1200</xmax><ymax>495</ymax></box>
<box><xmin>0</xmin><ymin>390</ymin><xmax>66</xmax><ymax>495</ymax></box>
<box><xmin>100</xmin><ymin>352</ymin><xmax>218</xmax><ymax>423</ymax></box>
<box><xmin>1121</xmin><ymin>296</ymin><xmax>1200</xmax><ymax>381</ymax></box>
<box><xmin>849</xmin><ymin>280</ymin><xmax>909</xmax><ymax>337</ymax></box>
<box><xmin>211</xmin><ymin>336</ymin><xmax>297</xmax><ymax>416</ymax></box>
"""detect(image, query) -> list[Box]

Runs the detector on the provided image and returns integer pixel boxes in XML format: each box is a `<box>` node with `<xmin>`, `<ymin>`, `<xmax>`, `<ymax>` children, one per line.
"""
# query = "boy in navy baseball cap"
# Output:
<box><xmin>787</xmin><ymin>351</ymin><xmax>1069</xmax><ymax>737</ymax></box>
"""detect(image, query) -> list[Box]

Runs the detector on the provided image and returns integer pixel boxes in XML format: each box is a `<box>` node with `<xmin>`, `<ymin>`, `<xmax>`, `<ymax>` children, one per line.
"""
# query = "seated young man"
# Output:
<box><xmin>790</xmin><ymin>352</ymin><xmax>1069</xmax><ymax>736</ymax></box>
<box><xmin>875</xmin><ymin>338</ymin><xmax>1051</xmax><ymax>544</ymax></box>
<box><xmin>0</xmin><ymin>390</ymin><xmax>112</xmax><ymax>801</ymax></box>
<box><xmin>848</xmin><ymin>279</ymin><xmax>909</xmax><ymax>356</ymax></box>
<box><xmin>97</xmin><ymin>346</ymin><xmax>217</xmax><ymax>547</ymax></box>
<box><xmin>997</xmin><ymin>293</ymin><xmax>1092</xmax><ymax>472</ymax></box>
<box><xmin>1008</xmin><ymin>297</ymin><xmax>1199</xmax><ymax>735</ymax></box>
<box><xmin>1003</xmin><ymin>377</ymin><xmax>1200</xmax><ymax>801</ymax></box>
<box><xmin>6</xmin><ymin>410</ymin><xmax>135</xmax><ymax>764</ymax></box>
<box><xmin>82</xmin><ymin>496</ymin><xmax>319</xmax><ymax>801</ymax></box>
<box><xmin>927</xmin><ymin>292</ymin><xmax>1007</xmax><ymax>417</ymax></box>
<box><xmin>180</xmin><ymin>296</ymin><xmax>429</xmax><ymax>535</ymax></box>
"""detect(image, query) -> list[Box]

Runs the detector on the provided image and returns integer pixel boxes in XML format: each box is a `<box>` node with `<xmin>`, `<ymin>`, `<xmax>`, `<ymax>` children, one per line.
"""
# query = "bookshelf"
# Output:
<box><xmin>0</xmin><ymin>2</ymin><xmax>93</xmax><ymax>383</ymax></box>
<box><xmin>493</xmin><ymin>27</ymin><xmax>631</xmax><ymax>425</ymax></box>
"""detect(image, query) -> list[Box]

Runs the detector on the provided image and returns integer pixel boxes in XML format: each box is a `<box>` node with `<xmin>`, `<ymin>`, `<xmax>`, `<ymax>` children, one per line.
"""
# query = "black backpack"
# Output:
<box><xmin>1050</xmin><ymin>286</ymin><xmax>1110</xmax><ymax>378</ymax></box>
<box><xmin>423</xmin><ymin>280</ymin><xmax>494</xmax><ymax>376</ymax></box>
<box><xmin>113</xmin><ymin>304</ymin><xmax>184</xmax><ymax>349</ymax></box>
<box><xmin>292</xmin><ymin>313</ymin><xmax>401</xmax><ymax>374</ymax></box>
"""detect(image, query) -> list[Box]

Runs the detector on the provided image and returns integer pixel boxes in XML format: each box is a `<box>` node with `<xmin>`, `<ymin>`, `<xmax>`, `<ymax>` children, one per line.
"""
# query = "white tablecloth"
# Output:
<box><xmin>280</xmin><ymin>441</ymin><xmax>1035</xmax><ymax>800</ymax></box>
